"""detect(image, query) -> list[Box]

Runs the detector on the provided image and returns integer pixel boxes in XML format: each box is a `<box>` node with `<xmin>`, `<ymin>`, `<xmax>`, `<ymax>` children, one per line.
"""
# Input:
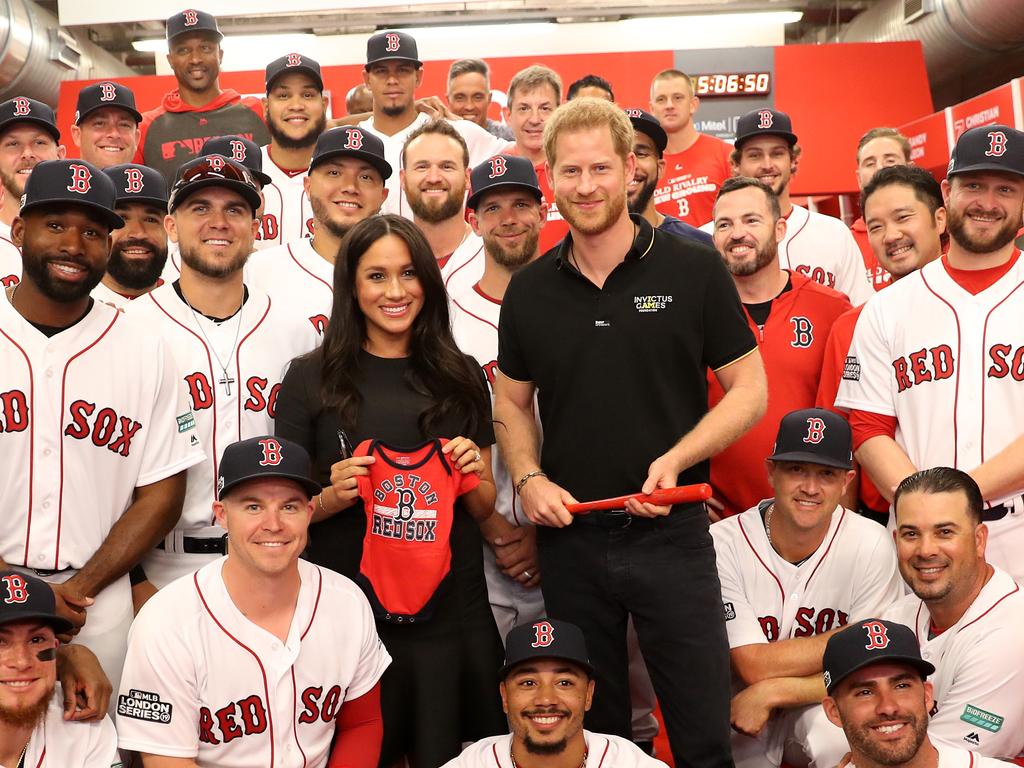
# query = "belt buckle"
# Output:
<box><xmin>605</xmin><ymin>509</ymin><xmax>632</xmax><ymax>528</ymax></box>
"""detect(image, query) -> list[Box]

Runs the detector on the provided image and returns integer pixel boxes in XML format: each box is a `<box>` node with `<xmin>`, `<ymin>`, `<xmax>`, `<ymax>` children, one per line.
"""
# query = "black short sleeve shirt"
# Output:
<box><xmin>497</xmin><ymin>214</ymin><xmax>755</xmax><ymax>500</ymax></box>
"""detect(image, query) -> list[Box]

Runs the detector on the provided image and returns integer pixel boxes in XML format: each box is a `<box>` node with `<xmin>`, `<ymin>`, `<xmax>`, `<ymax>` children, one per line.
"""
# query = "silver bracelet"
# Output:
<box><xmin>515</xmin><ymin>470</ymin><xmax>547</xmax><ymax>495</ymax></box>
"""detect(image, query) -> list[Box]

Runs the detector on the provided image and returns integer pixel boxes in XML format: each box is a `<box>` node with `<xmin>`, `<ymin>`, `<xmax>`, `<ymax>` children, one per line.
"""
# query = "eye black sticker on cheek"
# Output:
<box><xmin>36</xmin><ymin>648</ymin><xmax>56</xmax><ymax>662</ymax></box>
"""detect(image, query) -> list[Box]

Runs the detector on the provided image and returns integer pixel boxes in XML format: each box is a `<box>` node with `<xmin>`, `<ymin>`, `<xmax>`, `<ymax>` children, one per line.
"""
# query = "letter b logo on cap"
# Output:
<box><xmin>385</xmin><ymin>33</ymin><xmax>400</xmax><ymax>52</ymax></box>
<box><xmin>123</xmin><ymin>168</ymin><xmax>145</xmax><ymax>194</ymax></box>
<box><xmin>532</xmin><ymin>620</ymin><xmax>555</xmax><ymax>648</ymax></box>
<box><xmin>12</xmin><ymin>97</ymin><xmax>30</xmax><ymax>117</ymax></box>
<box><xmin>1</xmin><ymin>574</ymin><xmax>29</xmax><ymax>605</ymax></box>
<box><xmin>758</xmin><ymin>110</ymin><xmax>773</xmax><ymax>129</ymax></box>
<box><xmin>803</xmin><ymin>417</ymin><xmax>826</xmax><ymax>445</ymax></box>
<box><xmin>259</xmin><ymin>438</ymin><xmax>283</xmax><ymax>466</ymax></box>
<box><xmin>862</xmin><ymin>620</ymin><xmax>890</xmax><ymax>650</ymax></box>
<box><xmin>182</xmin><ymin>9</ymin><xmax>199</xmax><ymax>26</ymax></box>
<box><xmin>488</xmin><ymin>156</ymin><xmax>508</xmax><ymax>179</ymax></box>
<box><xmin>343</xmin><ymin>129</ymin><xmax>363</xmax><ymax>150</ymax></box>
<box><xmin>67</xmin><ymin>164</ymin><xmax>92</xmax><ymax>195</ymax></box>
<box><xmin>986</xmin><ymin>131</ymin><xmax>1008</xmax><ymax>158</ymax></box>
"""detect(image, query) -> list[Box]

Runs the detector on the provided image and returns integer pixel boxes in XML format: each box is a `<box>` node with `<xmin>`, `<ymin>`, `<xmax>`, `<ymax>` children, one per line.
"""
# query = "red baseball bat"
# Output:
<box><xmin>565</xmin><ymin>483</ymin><xmax>713</xmax><ymax>514</ymax></box>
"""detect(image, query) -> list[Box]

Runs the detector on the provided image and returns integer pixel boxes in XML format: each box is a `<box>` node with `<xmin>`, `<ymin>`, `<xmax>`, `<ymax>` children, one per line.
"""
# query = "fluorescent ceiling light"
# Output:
<box><xmin>618</xmin><ymin>11</ymin><xmax>803</xmax><ymax>28</ymax></box>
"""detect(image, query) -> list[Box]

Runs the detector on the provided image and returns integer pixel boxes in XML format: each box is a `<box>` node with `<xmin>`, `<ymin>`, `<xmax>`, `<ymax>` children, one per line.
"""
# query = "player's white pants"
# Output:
<box><xmin>16</xmin><ymin>568</ymin><xmax>132</xmax><ymax>718</ymax></box>
<box><xmin>484</xmin><ymin>543</ymin><xmax>545</xmax><ymax>640</ymax></box>
<box><xmin>731</xmin><ymin>703</ymin><xmax>849</xmax><ymax>768</ymax></box>
<box><xmin>142</xmin><ymin>547</ymin><xmax>220</xmax><ymax>590</ymax></box>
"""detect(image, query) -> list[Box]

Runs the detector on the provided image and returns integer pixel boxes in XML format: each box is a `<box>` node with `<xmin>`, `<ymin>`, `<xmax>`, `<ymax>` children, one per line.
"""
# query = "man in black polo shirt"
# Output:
<box><xmin>494</xmin><ymin>98</ymin><xmax>766</xmax><ymax>767</ymax></box>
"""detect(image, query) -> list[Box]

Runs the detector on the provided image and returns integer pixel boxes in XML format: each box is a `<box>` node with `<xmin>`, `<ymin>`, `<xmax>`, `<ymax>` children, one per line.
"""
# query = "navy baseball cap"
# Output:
<box><xmin>501</xmin><ymin>619</ymin><xmax>594</xmax><ymax>679</ymax></box>
<box><xmin>823</xmin><ymin>619</ymin><xmax>934</xmax><ymax>695</ymax></box>
<box><xmin>947</xmin><ymin>124</ymin><xmax>1024</xmax><ymax>179</ymax></box>
<box><xmin>104</xmin><ymin>164</ymin><xmax>169</xmax><ymax>210</ymax></box>
<box><xmin>21</xmin><ymin>159</ymin><xmax>124</xmax><ymax>230</ymax></box>
<box><xmin>217</xmin><ymin>435</ymin><xmax>321</xmax><ymax>500</ymax></box>
<box><xmin>169</xmin><ymin>155</ymin><xmax>262</xmax><ymax>216</ymax></box>
<box><xmin>201</xmin><ymin>136</ymin><xmax>272</xmax><ymax>187</ymax></box>
<box><xmin>625</xmin><ymin>108</ymin><xmax>667</xmax><ymax>155</ymax></box>
<box><xmin>266</xmin><ymin>53</ymin><xmax>324</xmax><ymax>93</ymax></box>
<box><xmin>0</xmin><ymin>97</ymin><xmax>59</xmax><ymax>142</ymax></box>
<box><xmin>75</xmin><ymin>82</ymin><xmax>142</xmax><ymax>125</ymax></box>
<box><xmin>365</xmin><ymin>30</ymin><xmax>420</xmax><ymax>69</ymax></box>
<box><xmin>768</xmin><ymin>408</ymin><xmax>853</xmax><ymax>470</ymax></box>
<box><xmin>309</xmin><ymin>126</ymin><xmax>392</xmax><ymax>180</ymax></box>
<box><xmin>0</xmin><ymin>570</ymin><xmax>74</xmax><ymax>635</ymax></box>
<box><xmin>167</xmin><ymin>8</ymin><xmax>222</xmax><ymax>42</ymax></box>
<box><xmin>735</xmin><ymin>108</ymin><xmax>798</xmax><ymax>149</ymax></box>
<box><xmin>467</xmin><ymin>154</ymin><xmax>542</xmax><ymax>210</ymax></box>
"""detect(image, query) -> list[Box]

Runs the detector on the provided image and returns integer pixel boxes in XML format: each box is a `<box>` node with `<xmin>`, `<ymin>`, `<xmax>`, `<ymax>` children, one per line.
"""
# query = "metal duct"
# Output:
<box><xmin>838</xmin><ymin>0</ymin><xmax>1024</xmax><ymax>88</ymax></box>
<box><xmin>0</xmin><ymin>0</ymin><xmax>132</xmax><ymax>105</ymax></box>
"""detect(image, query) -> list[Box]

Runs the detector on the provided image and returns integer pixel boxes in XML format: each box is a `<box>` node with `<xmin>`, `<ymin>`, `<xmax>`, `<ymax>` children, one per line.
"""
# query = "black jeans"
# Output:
<box><xmin>537</xmin><ymin>507</ymin><xmax>734</xmax><ymax>768</ymax></box>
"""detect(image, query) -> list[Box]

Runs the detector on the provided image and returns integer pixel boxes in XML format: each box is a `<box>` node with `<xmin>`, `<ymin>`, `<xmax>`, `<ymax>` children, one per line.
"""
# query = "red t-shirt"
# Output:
<box><xmin>354</xmin><ymin>438</ymin><xmax>478</xmax><ymax>621</ymax></box>
<box><xmin>653</xmin><ymin>133</ymin><xmax>733</xmax><ymax>227</ymax></box>
<box><xmin>850</xmin><ymin>217</ymin><xmax>892</xmax><ymax>292</ymax></box>
<box><xmin>708</xmin><ymin>272</ymin><xmax>852</xmax><ymax>516</ymax></box>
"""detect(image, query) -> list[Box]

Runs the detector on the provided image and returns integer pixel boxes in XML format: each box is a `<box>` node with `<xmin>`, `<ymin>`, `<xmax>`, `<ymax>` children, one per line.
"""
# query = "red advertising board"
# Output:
<box><xmin>899</xmin><ymin>109</ymin><xmax>950</xmax><ymax>176</ymax></box>
<box><xmin>949</xmin><ymin>81</ymin><xmax>1018</xmax><ymax>141</ymax></box>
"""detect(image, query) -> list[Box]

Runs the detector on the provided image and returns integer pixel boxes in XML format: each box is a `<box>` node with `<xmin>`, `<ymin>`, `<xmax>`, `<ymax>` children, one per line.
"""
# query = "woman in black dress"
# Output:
<box><xmin>275</xmin><ymin>214</ymin><xmax>512</xmax><ymax>768</ymax></box>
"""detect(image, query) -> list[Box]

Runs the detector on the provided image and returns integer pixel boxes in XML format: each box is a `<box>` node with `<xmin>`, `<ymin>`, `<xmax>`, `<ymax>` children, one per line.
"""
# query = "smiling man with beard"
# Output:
<box><xmin>128</xmin><ymin>155</ymin><xmax>320</xmax><ymax>590</ymax></box>
<box><xmin>821</xmin><ymin>618</ymin><xmax>1006</xmax><ymax>768</ymax></box>
<box><xmin>442</xmin><ymin>620</ymin><xmax>665</xmax><ymax>768</ymax></box>
<box><xmin>91</xmin><ymin>163</ymin><xmax>169</xmax><ymax>309</ymax></box>
<box><xmin>707</xmin><ymin>177</ymin><xmax>851</xmax><ymax>517</ymax></box>
<box><xmin>0</xmin><ymin>571</ymin><xmax>119</xmax><ymax>766</ymax></box>
<box><xmin>401</xmin><ymin>119</ymin><xmax>484</xmax><ymax>285</ymax></box>
<box><xmin>837</xmin><ymin>126</ymin><xmax>1024</xmax><ymax>587</ymax></box>
<box><xmin>624</xmin><ymin>108</ymin><xmax>713</xmax><ymax>248</ymax></box>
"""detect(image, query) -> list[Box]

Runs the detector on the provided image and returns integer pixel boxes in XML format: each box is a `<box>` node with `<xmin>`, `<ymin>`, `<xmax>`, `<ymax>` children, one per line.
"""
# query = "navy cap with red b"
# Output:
<box><xmin>201</xmin><ymin>136</ymin><xmax>272</xmax><ymax>187</ymax></box>
<box><xmin>310</xmin><ymin>126</ymin><xmax>392</xmax><ymax>180</ymax></box>
<box><xmin>467</xmin><ymin>154</ymin><xmax>542</xmax><ymax>210</ymax></box>
<box><xmin>735</xmin><ymin>108</ymin><xmax>798</xmax><ymax>149</ymax></box>
<box><xmin>501</xmin><ymin>618</ymin><xmax>594</xmax><ymax>679</ymax></box>
<box><xmin>768</xmin><ymin>407</ymin><xmax>852</xmax><ymax>470</ymax></box>
<box><xmin>365</xmin><ymin>30</ymin><xmax>420</xmax><ymax>69</ymax></box>
<box><xmin>625</xmin><ymin>108</ymin><xmax>667</xmax><ymax>156</ymax></box>
<box><xmin>167</xmin><ymin>8</ymin><xmax>222</xmax><ymax>43</ymax></box>
<box><xmin>104</xmin><ymin>164</ymin><xmax>168</xmax><ymax>210</ymax></box>
<box><xmin>21</xmin><ymin>159</ymin><xmax>124</xmax><ymax>230</ymax></box>
<box><xmin>75</xmin><ymin>82</ymin><xmax>142</xmax><ymax>125</ymax></box>
<box><xmin>947</xmin><ymin>124</ymin><xmax>1024</xmax><ymax>179</ymax></box>
<box><xmin>266</xmin><ymin>53</ymin><xmax>324</xmax><ymax>93</ymax></box>
<box><xmin>0</xmin><ymin>97</ymin><xmax>59</xmax><ymax>142</ymax></box>
<box><xmin>823</xmin><ymin>618</ymin><xmax>934</xmax><ymax>695</ymax></box>
<box><xmin>217</xmin><ymin>435</ymin><xmax>321</xmax><ymax>501</ymax></box>
<box><xmin>0</xmin><ymin>570</ymin><xmax>74</xmax><ymax>635</ymax></box>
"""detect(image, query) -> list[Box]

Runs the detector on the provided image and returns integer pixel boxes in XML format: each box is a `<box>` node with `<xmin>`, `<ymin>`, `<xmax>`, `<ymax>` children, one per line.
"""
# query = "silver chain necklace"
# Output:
<box><xmin>765</xmin><ymin>503</ymin><xmax>776</xmax><ymax>547</ymax></box>
<box><xmin>184</xmin><ymin>294</ymin><xmax>244</xmax><ymax>395</ymax></box>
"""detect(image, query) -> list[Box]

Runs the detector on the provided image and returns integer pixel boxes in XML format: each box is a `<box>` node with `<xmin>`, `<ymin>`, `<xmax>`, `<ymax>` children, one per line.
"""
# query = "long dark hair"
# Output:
<box><xmin>317</xmin><ymin>214</ymin><xmax>489</xmax><ymax>436</ymax></box>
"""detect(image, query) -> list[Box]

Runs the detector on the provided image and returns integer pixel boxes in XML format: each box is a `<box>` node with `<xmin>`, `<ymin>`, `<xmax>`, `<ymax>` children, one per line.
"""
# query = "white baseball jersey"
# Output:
<box><xmin>929</xmin><ymin>745</ymin><xmax>1012</xmax><ymax>768</ymax></box>
<box><xmin>357</xmin><ymin>113</ymin><xmax>510</xmax><ymax>219</ymax></box>
<box><xmin>24</xmin><ymin>688</ymin><xmax>121</xmax><ymax>767</ymax></box>
<box><xmin>835</xmin><ymin>254</ymin><xmax>1024</xmax><ymax>580</ymax></box>
<box><xmin>127</xmin><ymin>282</ymin><xmax>319</xmax><ymax>585</ymax></box>
<box><xmin>883</xmin><ymin>567</ymin><xmax>1024</xmax><ymax>758</ymax></box>
<box><xmin>441</xmin><ymin>731</ymin><xmax>668</xmax><ymax>768</ymax></box>
<box><xmin>441</xmin><ymin>230</ymin><xmax>484</xmax><ymax>288</ymax></box>
<box><xmin>256</xmin><ymin>145</ymin><xmax>314</xmax><ymax>250</ymax></box>
<box><xmin>0</xmin><ymin>294</ymin><xmax>202</xmax><ymax>573</ymax></box>
<box><xmin>90</xmin><ymin>280</ymin><xmax>165</xmax><ymax>312</ymax></box>
<box><xmin>117</xmin><ymin>557</ymin><xmax>391</xmax><ymax>767</ymax></box>
<box><xmin>245</xmin><ymin>238</ymin><xmax>334</xmax><ymax>340</ymax></box>
<box><xmin>0</xmin><ymin>220</ymin><xmax>20</xmax><ymax>287</ymax></box>
<box><xmin>713</xmin><ymin>503</ymin><xmax>902</xmax><ymax>649</ymax></box>
<box><xmin>449</xmin><ymin>276</ymin><xmax>544</xmax><ymax>635</ymax></box>
<box><xmin>701</xmin><ymin>204</ymin><xmax>872</xmax><ymax>305</ymax></box>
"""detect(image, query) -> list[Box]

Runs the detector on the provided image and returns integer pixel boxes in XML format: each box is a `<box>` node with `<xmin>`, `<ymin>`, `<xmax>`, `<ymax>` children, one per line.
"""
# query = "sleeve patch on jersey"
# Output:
<box><xmin>176</xmin><ymin>412</ymin><xmax>196</xmax><ymax>433</ymax></box>
<box><xmin>842</xmin><ymin>356</ymin><xmax>861</xmax><ymax>381</ymax></box>
<box><xmin>724</xmin><ymin>602</ymin><xmax>736</xmax><ymax>621</ymax></box>
<box><xmin>117</xmin><ymin>689</ymin><xmax>173</xmax><ymax>723</ymax></box>
<box><xmin>960</xmin><ymin>704</ymin><xmax>1003</xmax><ymax>732</ymax></box>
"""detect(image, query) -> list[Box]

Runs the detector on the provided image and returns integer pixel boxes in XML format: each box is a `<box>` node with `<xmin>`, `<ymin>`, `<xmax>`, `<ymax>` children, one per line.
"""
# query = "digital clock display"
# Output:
<box><xmin>692</xmin><ymin>72</ymin><xmax>772</xmax><ymax>97</ymax></box>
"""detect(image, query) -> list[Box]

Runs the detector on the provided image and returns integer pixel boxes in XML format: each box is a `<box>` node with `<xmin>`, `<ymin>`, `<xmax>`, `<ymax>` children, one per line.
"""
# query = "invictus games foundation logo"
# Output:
<box><xmin>634</xmin><ymin>295</ymin><xmax>673</xmax><ymax>313</ymax></box>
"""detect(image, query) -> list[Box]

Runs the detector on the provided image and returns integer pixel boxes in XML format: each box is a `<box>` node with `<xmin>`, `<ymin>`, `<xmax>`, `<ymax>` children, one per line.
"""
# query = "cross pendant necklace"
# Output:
<box><xmin>183</xmin><ymin>295</ymin><xmax>244</xmax><ymax>396</ymax></box>
<box><xmin>218</xmin><ymin>372</ymin><xmax>236</xmax><ymax>395</ymax></box>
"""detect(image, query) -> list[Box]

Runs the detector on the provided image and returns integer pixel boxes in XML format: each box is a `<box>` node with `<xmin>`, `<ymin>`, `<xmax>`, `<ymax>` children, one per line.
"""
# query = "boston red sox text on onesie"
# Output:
<box><xmin>354</xmin><ymin>438</ymin><xmax>479</xmax><ymax>621</ymax></box>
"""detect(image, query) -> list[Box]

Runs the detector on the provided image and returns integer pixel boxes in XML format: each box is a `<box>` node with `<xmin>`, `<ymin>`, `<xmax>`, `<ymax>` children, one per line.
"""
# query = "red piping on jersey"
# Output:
<box><xmin>0</xmin><ymin>326</ymin><xmax>35</xmax><ymax>564</ymax></box>
<box><xmin>779</xmin><ymin>208</ymin><xmax>810</xmax><ymax>270</ymax></box>
<box><xmin>978</xmin><ymin>275</ymin><xmax>1024</xmax><ymax>464</ymax></box>
<box><xmin>289</xmin><ymin>243</ymin><xmax>332</xmax><ymax>292</ymax></box>
<box><xmin>299</xmin><ymin>566</ymin><xmax>323</xmax><ymax>640</ymax></box>
<box><xmin>594</xmin><ymin>736</ymin><xmax>610</xmax><ymax>768</ymax></box>
<box><xmin>150</xmin><ymin>293</ymin><xmax>220</xmax><ymax>507</ymax></box>
<box><xmin>804</xmin><ymin>508</ymin><xmax>846</xmax><ymax>588</ymax></box>
<box><xmin>738</xmin><ymin>514</ymin><xmax>785</xmax><ymax>602</ymax></box>
<box><xmin>33</xmin><ymin>748</ymin><xmax>44</xmax><ymax>767</ymax></box>
<box><xmin>234</xmin><ymin>297</ymin><xmax>273</xmax><ymax>440</ymax></box>
<box><xmin>56</xmin><ymin>311</ymin><xmax>119</xmax><ymax>570</ymax></box>
<box><xmin>290</xmin><ymin>668</ymin><xmax>309</xmax><ymax>768</ymax></box>
<box><xmin>442</xmin><ymin>243</ymin><xmax>484</xmax><ymax>289</ymax></box>
<box><xmin>914</xmin><ymin>582</ymin><xmax>1020</xmax><ymax>648</ymax></box>
<box><xmin>919</xmin><ymin>270</ymin><xmax>963</xmax><ymax>467</ymax></box>
<box><xmin>491</xmin><ymin>741</ymin><xmax>503</xmax><ymax>768</ymax></box>
<box><xmin>473</xmin><ymin>283</ymin><xmax>502</xmax><ymax>306</ymax></box>
<box><xmin>267</xmin><ymin>146</ymin><xmax>308</xmax><ymax>178</ymax></box>
<box><xmin>451</xmin><ymin>296</ymin><xmax>498</xmax><ymax>334</ymax></box>
<box><xmin>195</xmin><ymin>571</ymin><xmax>277</xmax><ymax>766</ymax></box>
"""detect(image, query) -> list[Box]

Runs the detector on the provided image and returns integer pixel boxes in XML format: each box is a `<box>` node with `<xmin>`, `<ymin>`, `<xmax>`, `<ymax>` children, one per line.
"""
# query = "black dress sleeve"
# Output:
<box><xmin>275</xmin><ymin>356</ymin><xmax>318</xmax><ymax>455</ymax></box>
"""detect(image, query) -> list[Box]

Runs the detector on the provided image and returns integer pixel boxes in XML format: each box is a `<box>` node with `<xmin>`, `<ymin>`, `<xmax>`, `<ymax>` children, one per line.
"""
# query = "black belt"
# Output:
<box><xmin>157</xmin><ymin>535</ymin><xmax>227</xmax><ymax>555</ymax></box>
<box><xmin>573</xmin><ymin>502</ymin><xmax>703</xmax><ymax>529</ymax></box>
<box><xmin>982</xmin><ymin>503</ymin><xmax>1012</xmax><ymax>522</ymax></box>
